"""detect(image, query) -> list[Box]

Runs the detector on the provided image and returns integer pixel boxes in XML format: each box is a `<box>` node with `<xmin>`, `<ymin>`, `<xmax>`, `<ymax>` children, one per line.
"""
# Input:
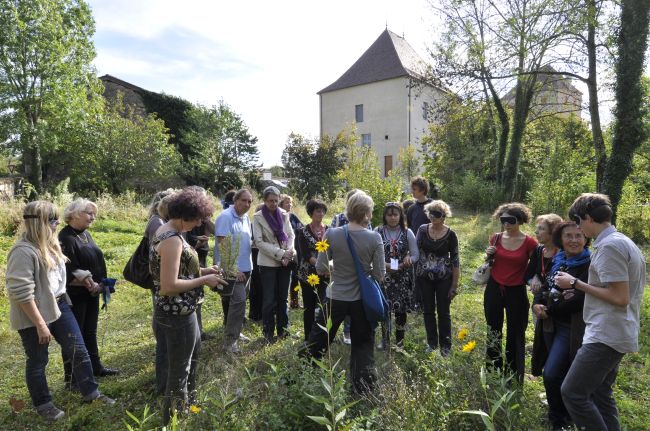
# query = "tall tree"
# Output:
<box><xmin>602</xmin><ymin>0</ymin><xmax>650</xmax><ymax>220</ymax></box>
<box><xmin>0</xmin><ymin>0</ymin><xmax>99</xmax><ymax>193</ymax></box>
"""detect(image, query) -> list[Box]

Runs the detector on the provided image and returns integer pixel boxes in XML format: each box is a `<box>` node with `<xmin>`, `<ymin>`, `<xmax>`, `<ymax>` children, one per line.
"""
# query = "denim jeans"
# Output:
<box><xmin>483</xmin><ymin>279</ymin><xmax>529</xmax><ymax>383</ymax></box>
<box><xmin>543</xmin><ymin>321</ymin><xmax>572</xmax><ymax>427</ymax></box>
<box><xmin>420</xmin><ymin>276</ymin><xmax>452</xmax><ymax>352</ymax></box>
<box><xmin>153</xmin><ymin>308</ymin><xmax>201</xmax><ymax>425</ymax></box>
<box><xmin>302</xmin><ymin>298</ymin><xmax>376</xmax><ymax>394</ymax></box>
<box><xmin>260</xmin><ymin>266</ymin><xmax>291</xmax><ymax>339</ymax></box>
<box><xmin>18</xmin><ymin>299</ymin><xmax>99</xmax><ymax>408</ymax></box>
<box><xmin>224</xmin><ymin>273</ymin><xmax>250</xmax><ymax>345</ymax></box>
<box><xmin>561</xmin><ymin>342</ymin><xmax>624</xmax><ymax>431</ymax></box>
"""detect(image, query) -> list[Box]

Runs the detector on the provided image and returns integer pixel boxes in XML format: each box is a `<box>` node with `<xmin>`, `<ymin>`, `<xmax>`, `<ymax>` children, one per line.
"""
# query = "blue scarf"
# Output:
<box><xmin>551</xmin><ymin>248</ymin><xmax>591</xmax><ymax>275</ymax></box>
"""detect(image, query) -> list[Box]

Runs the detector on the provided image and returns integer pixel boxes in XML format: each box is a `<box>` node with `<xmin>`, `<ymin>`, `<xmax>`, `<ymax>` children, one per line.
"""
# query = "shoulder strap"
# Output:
<box><xmin>343</xmin><ymin>225</ymin><xmax>366</xmax><ymax>281</ymax></box>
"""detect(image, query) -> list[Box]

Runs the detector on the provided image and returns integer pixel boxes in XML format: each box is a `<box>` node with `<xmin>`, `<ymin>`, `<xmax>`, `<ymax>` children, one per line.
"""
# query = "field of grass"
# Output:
<box><xmin>0</xmin><ymin>200</ymin><xmax>648</xmax><ymax>430</ymax></box>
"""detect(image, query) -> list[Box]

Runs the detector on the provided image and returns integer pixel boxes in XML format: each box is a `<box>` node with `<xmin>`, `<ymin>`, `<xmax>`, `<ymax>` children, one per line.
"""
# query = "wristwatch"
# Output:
<box><xmin>569</xmin><ymin>277</ymin><xmax>578</xmax><ymax>288</ymax></box>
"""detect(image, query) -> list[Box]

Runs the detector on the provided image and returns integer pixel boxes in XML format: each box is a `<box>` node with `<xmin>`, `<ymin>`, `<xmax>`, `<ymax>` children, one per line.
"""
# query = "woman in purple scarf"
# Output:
<box><xmin>252</xmin><ymin>186</ymin><xmax>296</xmax><ymax>342</ymax></box>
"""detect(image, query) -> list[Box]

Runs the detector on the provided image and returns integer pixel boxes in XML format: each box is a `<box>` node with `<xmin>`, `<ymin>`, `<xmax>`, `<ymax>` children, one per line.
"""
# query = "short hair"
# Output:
<box><xmin>401</xmin><ymin>198</ymin><xmax>415</xmax><ymax>213</ymax></box>
<box><xmin>492</xmin><ymin>202</ymin><xmax>532</xmax><ymax>224</ymax></box>
<box><xmin>345</xmin><ymin>189</ymin><xmax>361</xmax><ymax>202</ymax></box>
<box><xmin>280</xmin><ymin>194</ymin><xmax>293</xmax><ymax>204</ymax></box>
<box><xmin>167</xmin><ymin>187</ymin><xmax>214</xmax><ymax>221</ymax></box>
<box><xmin>262</xmin><ymin>186</ymin><xmax>280</xmax><ymax>200</ymax></box>
<box><xmin>306</xmin><ymin>199</ymin><xmax>328</xmax><ymax>217</ymax></box>
<box><xmin>535</xmin><ymin>213</ymin><xmax>563</xmax><ymax>234</ymax></box>
<box><xmin>233</xmin><ymin>188</ymin><xmax>252</xmax><ymax>202</ymax></box>
<box><xmin>345</xmin><ymin>191</ymin><xmax>374</xmax><ymax>224</ymax></box>
<box><xmin>410</xmin><ymin>176</ymin><xmax>429</xmax><ymax>195</ymax></box>
<box><xmin>552</xmin><ymin>221</ymin><xmax>591</xmax><ymax>250</ymax></box>
<box><xmin>382</xmin><ymin>203</ymin><xmax>405</xmax><ymax>229</ymax></box>
<box><xmin>424</xmin><ymin>200</ymin><xmax>452</xmax><ymax>218</ymax></box>
<box><xmin>223</xmin><ymin>189</ymin><xmax>237</xmax><ymax>204</ymax></box>
<box><xmin>148</xmin><ymin>189</ymin><xmax>175</xmax><ymax>218</ymax></box>
<box><xmin>64</xmin><ymin>198</ymin><xmax>98</xmax><ymax>224</ymax></box>
<box><xmin>568</xmin><ymin>193</ymin><xmax>613</xmax><ymax>223</ymax></box>
<box><xmin>157</xmin><ymin>193</ymin><xmax>176</xmax><ymax>220</ymax></box>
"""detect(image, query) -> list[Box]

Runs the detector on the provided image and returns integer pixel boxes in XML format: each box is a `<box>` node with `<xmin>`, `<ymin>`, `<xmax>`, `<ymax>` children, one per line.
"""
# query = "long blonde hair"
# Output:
<box><xmin>21</xmin><ymin>201</ymin><xmax>66</xmax><ymax>271</ymax></box>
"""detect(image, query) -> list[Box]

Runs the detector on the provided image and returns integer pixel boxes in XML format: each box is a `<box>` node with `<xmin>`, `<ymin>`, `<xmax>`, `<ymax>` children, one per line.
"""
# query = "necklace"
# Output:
<box><xmin>383</xmin><ymin>226</ymin><xmax>401</xmax><ymax>242</ymax></box>
<box><xmin>75</xmin><ymin>231</ymin><xmax>89</xmax><ymax>244</ymax></box>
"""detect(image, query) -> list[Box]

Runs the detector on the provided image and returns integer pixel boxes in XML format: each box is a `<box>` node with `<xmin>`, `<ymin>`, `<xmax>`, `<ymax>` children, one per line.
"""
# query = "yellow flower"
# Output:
<box><xmin>294</xmin><ymin>284</ymin><xmax>301</xmax><ymax>292</ymax></box>
<box><xmin>457</xmin><ymin>328</ymin><xmax>469</xmax><ymax>341</ymax></box>
<box><xmin>306</xmin><ymin>273</ymin><xmax>320</xmax><ymax>287</ymax></box>
<box><xmin>189</xmin><ymin>405</ymin><xmax>201</xmax><ymax>414</ymax></box>
<box><xmin>315</xmin><ymin>239</ymin><xmax>329</xmax><ymax>253</ymax></box>
<box><xmin>461</xmin><ymin>340</ymin><xmax>477</xmax><ymax>353</ymax></box>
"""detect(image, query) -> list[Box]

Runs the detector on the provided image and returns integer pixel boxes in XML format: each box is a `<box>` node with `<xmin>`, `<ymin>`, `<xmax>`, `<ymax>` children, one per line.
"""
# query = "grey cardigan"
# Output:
<box><xmin>317</xmin><ymin>227</ymin><xmax>386</xmax><ymax>301</ymax></box>
<box><xmin>6</xmin><ymin>239</ymin><xmax>70</xmax><ymax>331</ymax></box>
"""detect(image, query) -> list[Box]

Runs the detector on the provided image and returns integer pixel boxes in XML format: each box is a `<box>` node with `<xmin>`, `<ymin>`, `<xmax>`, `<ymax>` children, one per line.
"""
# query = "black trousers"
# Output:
<box><xmin>381</xmin><ymin>311</ymin><xmax>407</xmax><ymax>345</ymax></box>
<box><xmin>301</xmin><ymin>279</ymin><xmax>327</xmax><ymax>341</ymax></box>
<box><xmin>64</xmin><ymin>292</ymin><xmax>102</xmax><ymax>379</ymax></box>
<box><xmin>483</xmin><ymin>278</ymin><xmax>529</xmax><ymax>383</ymax></box>
<box><xmin>248</xmin><ymin>248</ymin><xmax>263</xmax><ymax>321</ymax></box>
<box><xmin>303</xmin><ymin>298</ymin><xmax>376</xmax><ymax>394</ymax></box>
<box><xmin>420</xmin><ymin>276</ymin><xmax>452</xmax><ymax>352</ymax></box>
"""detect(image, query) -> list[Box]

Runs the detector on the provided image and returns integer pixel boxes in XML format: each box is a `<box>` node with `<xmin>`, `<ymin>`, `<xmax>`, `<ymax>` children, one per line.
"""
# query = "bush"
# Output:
<box><xmin>447</xmin><ymin>172</ymin><xmax>505</xmax><ymax>213</ymax></box>
<box><xmin>617</xmin><ymin>182</ymin><xmax>650</xmax><ymax>243</ymax></box>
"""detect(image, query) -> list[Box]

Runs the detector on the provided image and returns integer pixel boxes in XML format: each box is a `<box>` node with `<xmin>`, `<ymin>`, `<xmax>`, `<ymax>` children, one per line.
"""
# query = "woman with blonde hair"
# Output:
<box><xmin>6</xmin><ymin>201</ymin><xmax>114</xmax><ymax>422</ymax></box>
<box><xmin>59</xmin><ymin>198</ymin><xmax>118</xmax><ymax>383</ymax></box>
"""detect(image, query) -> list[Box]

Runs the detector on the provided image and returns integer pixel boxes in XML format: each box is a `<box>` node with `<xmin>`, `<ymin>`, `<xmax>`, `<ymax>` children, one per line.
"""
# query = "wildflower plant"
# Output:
<box><xmin>218</xmin><ymin>233</ymin><xmax>241</xmax><ymax>279</ymax></box>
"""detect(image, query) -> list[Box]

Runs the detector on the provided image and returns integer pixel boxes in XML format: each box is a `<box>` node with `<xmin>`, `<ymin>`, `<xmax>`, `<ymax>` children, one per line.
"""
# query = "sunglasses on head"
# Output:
<box><xmin>429</xmin><ymin>210</ymin><xmax>444</xmax><ymax>219</ymax></box>
<box><xmin>500</xmin><ymin>216</ymin><xmax>518</xmax><ymax>225</ymax></box>
<box><xmin>385</xmin><ymin>202</ymin><xmax>401</xmax><ymax>208</ymax></box>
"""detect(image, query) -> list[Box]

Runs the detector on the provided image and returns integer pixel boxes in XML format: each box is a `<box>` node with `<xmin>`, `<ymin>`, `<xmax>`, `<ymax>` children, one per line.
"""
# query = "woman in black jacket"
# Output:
<box><xmin>531</xmin><ymin>221</ymin><xmax>590</xmax><ymax>431</ymax></box>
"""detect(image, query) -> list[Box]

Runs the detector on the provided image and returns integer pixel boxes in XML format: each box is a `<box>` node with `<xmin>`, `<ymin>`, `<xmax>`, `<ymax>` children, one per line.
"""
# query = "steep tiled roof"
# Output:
<box><xmin>318</xmin><ymin>29</ymin><xmax>427</xmax><ymax>94</ymax></box>
<box><xmin>99</xmin><ymin>74</ymin><xmax>148</xmax><ymax>94</ymax></box>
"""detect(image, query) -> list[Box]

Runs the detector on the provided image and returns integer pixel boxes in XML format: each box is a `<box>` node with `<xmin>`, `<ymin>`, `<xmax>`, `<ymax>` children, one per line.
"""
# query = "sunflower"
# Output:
<box><xmin>461</xmin><ymin>340</ymin><xmax>477</xmax><ymax>353</ymax></box>
<box><xmin>315</xmin><ymin>239</ymin><xmax>330</xmax><ymax>253</ymax></box>
<box><xmin>294</xmin><ymin>284</ymin><xmax>301</xmax><ymax>292</ymax></box>
<box><xmin>306</xmin><ymin>273</ymin><xmax>320</xmax><ymax>287</ymax></box>
<box><xmin>457</xmin><ymin>328</ymin><xmax>469</xmax><ymax>341</ymax></box>
<box><xmin>189</xmin><ymin>405</ymin><xmax>201</xmax><ymax>414</ymax></box>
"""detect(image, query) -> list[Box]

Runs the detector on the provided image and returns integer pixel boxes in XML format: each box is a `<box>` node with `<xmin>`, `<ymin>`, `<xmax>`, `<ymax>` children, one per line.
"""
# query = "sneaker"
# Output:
<box><xmin>239</xmin><ymin>333</ymin><xmax>251</xmax><ymax>342</ymax></box>
<box><xmin>342</xmin><ymin>333</ymin><xmax>352</xmax><ymax>345</ymax></box>
<box><xmin>36</xmin><ymin>405</ymin><xmax>64</xmax><ymax>422</ymax></box>
<box><xmin>225</xmin><ymin>342</ymin><xmax>242</xmax><ymax>354</ymax></box>
<box><xmin>87</xmin><ymin>394</ymin><xmax>116</xmax><ymax>405</ymax></box>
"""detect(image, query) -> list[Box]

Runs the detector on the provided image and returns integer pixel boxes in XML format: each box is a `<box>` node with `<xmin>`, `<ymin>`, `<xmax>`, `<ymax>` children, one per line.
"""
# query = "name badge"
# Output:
<box><xmin>390</xmin><ymin>258</ymin><xmax>399</xmax><ymax>270</ymax></box>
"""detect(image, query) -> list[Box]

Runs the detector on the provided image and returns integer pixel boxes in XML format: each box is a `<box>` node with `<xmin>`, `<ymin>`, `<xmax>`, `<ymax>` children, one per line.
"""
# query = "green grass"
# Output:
<box><xmin>0</xmin><ymin>206</ymin><xmax>648</xmax><ymax>430</ymax></box>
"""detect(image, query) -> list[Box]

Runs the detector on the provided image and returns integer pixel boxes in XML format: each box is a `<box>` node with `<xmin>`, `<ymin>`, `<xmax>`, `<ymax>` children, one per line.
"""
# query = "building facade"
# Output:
<box><xmin>319</xmin><ymin>29</ymin><xmax>448</xmax><ymax>177</ymax></box>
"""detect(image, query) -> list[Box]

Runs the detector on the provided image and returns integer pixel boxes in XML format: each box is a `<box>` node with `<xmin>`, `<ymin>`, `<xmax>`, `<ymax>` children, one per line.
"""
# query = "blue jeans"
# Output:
<box><xmin>153</xmin><ymin>308</ymin><xmax>201</xmax><ymax>425</ymax></box>
<box><xmin>543</xmin><ymin>321</ymin><xmax>572</xmax><ymax>427</ymax></box>
<box><xmin>18</xmin><ymin>299</ymin><xmax>99</xmax><ymax>408</ymax></box>
<box><xmin>260</xmin><ymin>266</ymin><xmax>291</xmax><ymax>339</ymax></box>
<box><xmin>561</xmin><ymin>342</ymin><xmax>624</xmax><ymax>431</ymax></box>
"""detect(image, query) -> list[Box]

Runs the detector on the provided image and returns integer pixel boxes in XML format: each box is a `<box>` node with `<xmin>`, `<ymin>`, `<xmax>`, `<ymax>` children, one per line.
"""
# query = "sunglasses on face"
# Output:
<box><xmin>500</xmin><ymin>216</ymin><xmax>518</xmax><ymax>225</ymax></box>
<box><xmin>48</xmin><ymin>217</ymin><xmax>60</xmax><ymax>226</ymax></box>
<box><xmin>429</xmin><ymin>210</ymin><xmax>444</xmax><ymax>219</ymax></box>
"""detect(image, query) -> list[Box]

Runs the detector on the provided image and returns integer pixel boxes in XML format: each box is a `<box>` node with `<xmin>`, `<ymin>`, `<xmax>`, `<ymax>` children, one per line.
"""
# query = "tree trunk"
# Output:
<box><xmin>22</xmin><ymin>114</ymin><xmax>43</xmax><ymax>194</ymax></box>
<box><xmin>602</xmin><ymin>0</ymin><xmax>650</xmax><ymax>222</ymax></box>
<box><xmin>485</xmin><ymin>77</ymin><xmax>510</xmax><ymax>184</ymax></box>
<box><xmin>586</xmin><ymin>0</ymin><xmax>607</xmax><ymax>191</ymax></box>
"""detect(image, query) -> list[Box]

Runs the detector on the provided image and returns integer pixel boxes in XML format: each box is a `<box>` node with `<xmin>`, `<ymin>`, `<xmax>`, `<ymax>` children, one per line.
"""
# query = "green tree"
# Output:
<box><xmin>392</xmin><ymin>144</ymin><xmax>421</xmax><ymax>191</ymax></box>
<box><xmin>281</xmin><ymin>132</ymin><xmax>346</xmax><ymax>201</ymax></box>
<box><xmin>0</xmin><ymin>0</ymin><xmax>100</xmax><ymax>193</ymax></box>
<box><xmin>602</xmin><ymin>0</ymin><xmax>650</xmax><ymax>221</ymax></box>
<box><xmin>182</xmin><ymin>102</ymin><xmax>259</xmax><ymax>194</ymax></box>
<box><xmin>63</xmin><ymin>98</ymin><xmax>180</xmax><ymax>194</ymax></box>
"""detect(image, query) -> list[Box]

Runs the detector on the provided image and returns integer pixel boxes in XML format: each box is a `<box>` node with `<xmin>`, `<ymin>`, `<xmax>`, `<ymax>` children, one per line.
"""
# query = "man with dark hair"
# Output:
<box><xmin>406</xmin><ymin>176</ymin><xmax>432</xmax><ymax>233</ymax></box>
<box><xmin>555</xmin><ymin>193</ymin><xmax>646</xmax><ymax>431</ymax></box>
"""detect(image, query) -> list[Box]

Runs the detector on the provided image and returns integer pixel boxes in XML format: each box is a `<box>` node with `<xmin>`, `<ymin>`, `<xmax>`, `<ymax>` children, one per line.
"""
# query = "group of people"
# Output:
<box><xmin>5</xmin><ymin>177</ymin><xmax>646</xmax><ymax>431</ymax></box>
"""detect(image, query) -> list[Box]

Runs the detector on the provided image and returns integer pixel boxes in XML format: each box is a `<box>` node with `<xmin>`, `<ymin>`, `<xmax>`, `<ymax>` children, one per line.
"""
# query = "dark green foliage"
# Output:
<box><xmin>140</xmin><ymin>90</ymin><xmax>194</xmax><ymax>158</ymax></box>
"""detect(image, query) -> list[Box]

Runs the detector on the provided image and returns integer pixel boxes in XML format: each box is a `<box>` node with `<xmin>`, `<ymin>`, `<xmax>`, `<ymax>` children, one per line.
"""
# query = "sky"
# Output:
<box><xmin>89</xmin><ymin>0</ymin><xmax>438</xmax><ymax>167</ymax></box>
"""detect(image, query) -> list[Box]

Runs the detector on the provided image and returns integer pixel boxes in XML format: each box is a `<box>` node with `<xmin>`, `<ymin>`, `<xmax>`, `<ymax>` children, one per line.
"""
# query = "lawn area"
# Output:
<box><xmin>0</xmin><ymin>205</ymin><xmax>648</xmax><ymax>430</ymax></box>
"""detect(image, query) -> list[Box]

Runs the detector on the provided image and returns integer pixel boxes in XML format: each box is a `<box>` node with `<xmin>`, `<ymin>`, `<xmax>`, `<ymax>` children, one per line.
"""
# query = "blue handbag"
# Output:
<box><xmin>343</xmin><ymin>226</ymin><xmax>388</xmax><ymax>328</ymax></box>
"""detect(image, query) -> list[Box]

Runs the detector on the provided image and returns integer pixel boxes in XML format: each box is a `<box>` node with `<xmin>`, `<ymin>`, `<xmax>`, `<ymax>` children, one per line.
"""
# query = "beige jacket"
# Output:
<box><xmin>252</xmin><ymin>208</ymin><xmax>296</xmax><ymax>267</ymax></box>
<box><xmin>6</xmin><ymin>239</ymin><xmax>71</xmax><ymax>331</ymax></box>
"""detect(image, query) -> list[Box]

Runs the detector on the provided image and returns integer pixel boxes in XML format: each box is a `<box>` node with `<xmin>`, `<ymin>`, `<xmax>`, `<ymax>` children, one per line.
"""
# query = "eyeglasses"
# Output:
<box><xmin>500</xmin><ymin>216</ymin><xmax>518</xmax><ymax>225</ymax></box>
<box><xmin>429</xmin><ymin>210</ymin><xmax>444</xmax><ymax>219</ymax></box>
<box><xmin>385</xmin><ymin>202</ymin><xmax>401</xmax><ymax>208</ymax></box>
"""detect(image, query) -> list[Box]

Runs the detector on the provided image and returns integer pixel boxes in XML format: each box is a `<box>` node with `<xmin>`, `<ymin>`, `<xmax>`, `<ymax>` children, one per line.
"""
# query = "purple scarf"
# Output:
<box><xmin>262</xmin><ymin>205</ymin><xmax>288</xmax><ymax>244</ymax></box>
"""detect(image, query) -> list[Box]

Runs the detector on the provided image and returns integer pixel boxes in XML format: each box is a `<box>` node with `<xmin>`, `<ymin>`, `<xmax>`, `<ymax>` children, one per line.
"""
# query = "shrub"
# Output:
<box><xmin>447</xmin><ymin>173</ymin><xmax>505</xmax><ymax>213</ymax></box>
<box><xmin>617</xmin><ymin>182</ymin><xmax>650</xmax><ymax>243</ymax></box>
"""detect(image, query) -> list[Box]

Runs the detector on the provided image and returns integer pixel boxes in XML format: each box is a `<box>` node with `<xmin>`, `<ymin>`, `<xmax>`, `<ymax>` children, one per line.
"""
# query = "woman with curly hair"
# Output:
<box><xmin>149</xmin><ymin>187</ymin><xmax>226</xmax><ymax>424</ymax></box>
<box><xmin>484</xmin><ymin>202</ymin><xmax>538</xmax><ymax>383</ymax></box>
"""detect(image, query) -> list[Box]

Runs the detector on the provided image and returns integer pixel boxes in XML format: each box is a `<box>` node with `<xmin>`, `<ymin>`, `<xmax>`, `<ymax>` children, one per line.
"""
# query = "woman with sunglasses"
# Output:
<box><xmin>415</xmin><ymin>200</ymin><xmax>459</xmax><ymax>355</ymax></box>
<box><xmin>484</xmin><ymin>203</ymin><xmax>537</xmax><ymax>383</ymax></box>
<box><xmin>7</xmin><ymin>202</ymin><xmax>114</xmax><ymax>422</ymax></box>
<box><xmin>375</xmin><ymin>202</ymin><xmax>419</xmax><ymax>349</ymax></box>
